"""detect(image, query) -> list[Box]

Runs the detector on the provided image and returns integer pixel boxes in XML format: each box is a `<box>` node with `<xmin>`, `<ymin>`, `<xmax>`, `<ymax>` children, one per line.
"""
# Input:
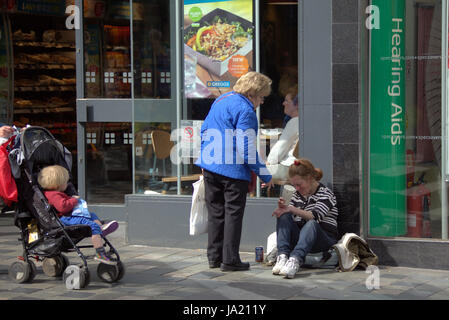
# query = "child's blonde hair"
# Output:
<box><xmin>38</xmin><ymin>165</ymin><xmax>69</xmax><ymax>191</ymax></box>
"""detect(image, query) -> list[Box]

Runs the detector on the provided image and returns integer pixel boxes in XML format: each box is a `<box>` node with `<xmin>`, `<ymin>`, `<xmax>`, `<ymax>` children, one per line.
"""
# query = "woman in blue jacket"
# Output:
<box><xmin>196</xmin><ymin>72</ymin><xmax>274</xmax><ymax>271</ymax></box>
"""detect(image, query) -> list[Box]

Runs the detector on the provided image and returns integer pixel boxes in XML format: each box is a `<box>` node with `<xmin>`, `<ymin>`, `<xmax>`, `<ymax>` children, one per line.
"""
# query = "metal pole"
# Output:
<box><xmin>297</xmin><ymin>0</ymin><xmax>304</xmax><ymax>157</ymax></box>
<box><xmin>441</xmin><ymin>0</ymin><xmax>448</xmax><ymax>239</ymax></box>
<box><xmin>75</xmin><ymin>0</ymin><xmax>86</xmax><ymax>198</ymax></box>
<box><xmin>130</xmin><ymin>0</ymin><xmax>136</xmax><ymax>194</ymax></box>
<box><xmin>255</xmin><ymin>0</ymin><xmax>261</xmax><ymax>198</ymax></box>
<box><xmin>176</xmin><ymin>0</ymin><xmax>182</xmax><ymax>195</ymax></box>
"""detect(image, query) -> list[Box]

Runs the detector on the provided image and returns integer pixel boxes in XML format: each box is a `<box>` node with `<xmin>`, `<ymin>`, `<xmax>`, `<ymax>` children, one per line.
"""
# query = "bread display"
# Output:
<box><xmin>13</xmin><ymin>29</ymin><xmax>36</xmax><ymax>41</ymax></box>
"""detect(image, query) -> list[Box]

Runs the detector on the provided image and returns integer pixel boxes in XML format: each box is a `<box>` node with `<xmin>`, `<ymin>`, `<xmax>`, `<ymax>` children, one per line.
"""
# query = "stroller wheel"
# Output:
<box><xmin>28</xmin><ymin>260</ymin><xmax>37</xmax><ymax>282</ymax></box>
<box><xmin>42</xmin><ymin>255</ymin><xmax>65</xmax><ymax>277</ymax></box>
<box><xmin>62</xmin><ymin>265</ymin><xmax>89</xmax><ymax>290</ymax></box>
<box><xmin>97</xmin><ymin>263</ymin><xmax>120</xmax><ymax>283</ymax></box>
<box><xmin>82</xmin><ymin>266</ymin><xmax>90</xmax><ymax>288</ymax></box>
<box><xmin>9</xmin><ymin>261</ymin><xmax>32</xmax><ymax>283</ymax></box>
<box><xmin>60</xmin><ymin>254</ymin><xmax>70</xmax><ymax>271</ymax></box>
<box><xmin>116</xmin><ymin>260</ymin><xmax>125</xmax><ymax>282</ymax></box>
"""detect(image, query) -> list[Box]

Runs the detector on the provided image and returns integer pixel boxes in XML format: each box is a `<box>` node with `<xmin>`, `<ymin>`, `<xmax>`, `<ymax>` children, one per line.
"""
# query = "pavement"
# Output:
<box><xmin>2</xmin><ymin>212</ymin><xmax>449</xmax><ymax>303</ymax></box>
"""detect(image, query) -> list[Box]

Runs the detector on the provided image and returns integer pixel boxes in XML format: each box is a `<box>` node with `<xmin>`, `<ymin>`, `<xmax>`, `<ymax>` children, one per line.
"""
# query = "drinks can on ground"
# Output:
<box><xmin>255</xmin><ymin>246</ymin><xmax>264</xmax><ymax>262</ymax></box>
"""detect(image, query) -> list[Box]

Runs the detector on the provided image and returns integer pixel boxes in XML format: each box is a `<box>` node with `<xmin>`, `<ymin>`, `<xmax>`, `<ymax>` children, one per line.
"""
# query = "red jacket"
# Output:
<box><xmin>44</xmin><ymin>190</ymin><xmax>78</xmax><ymax>216</ymax></box>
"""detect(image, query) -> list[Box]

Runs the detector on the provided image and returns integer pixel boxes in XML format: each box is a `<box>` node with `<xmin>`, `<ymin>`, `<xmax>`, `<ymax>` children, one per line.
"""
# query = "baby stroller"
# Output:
<box><xmin>6</xmin><ymin>126</ymin><xmax>124</xmax><ymax>289</ymax></box>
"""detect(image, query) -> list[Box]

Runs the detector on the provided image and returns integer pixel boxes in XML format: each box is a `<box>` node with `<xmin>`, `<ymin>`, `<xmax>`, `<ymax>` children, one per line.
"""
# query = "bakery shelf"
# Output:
<box><xmin>14</xmin><ymin>86</ymin><xmax>76</xmax><ymax>92</ymax></box>
<box><xmin>15</xmin><ymin>63</ymin><xmax>75</xmax><ymax>70</ymax></box>
<box><xmin>14</xmin><ymin>106</ymin><xmax>74</xmax><ymax>114</ymax></box>
<box><xmin>13</xmin><ymin>41</ymin><xmax>75</xmax><ymax>49</ymax></box>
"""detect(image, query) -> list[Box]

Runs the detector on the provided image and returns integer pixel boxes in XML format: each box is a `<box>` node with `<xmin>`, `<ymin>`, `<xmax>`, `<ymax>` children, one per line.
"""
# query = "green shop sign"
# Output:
<box><xmin>369</xmin><ymin>0</ymin><xmax>406</xmax><ymax>237</ymax></box>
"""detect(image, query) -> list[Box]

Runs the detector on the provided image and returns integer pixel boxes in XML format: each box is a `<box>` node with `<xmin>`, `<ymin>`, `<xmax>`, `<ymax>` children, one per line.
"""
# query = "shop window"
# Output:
<box><xmin>85</xmin><ymin>122</ymin><xmax>132</xmax><ymax>204</ymax></box>
<box><xmin>134</xmin><ymin>122</ymin><xmax>179</xmax><ymax>194</ymax></box>
<box><xmin>84</xmin><ymin>0</ymin><xmax>131</xmax><ymax>98</ymax></box>
<box><xmin>368</xmin><ymin>0</ymin><xmax>443</xmax><ymax>239</ymax></box>
<box><xmin>132</xmin><ymin>0</ymin><xmax>171</xmax><ymax>99</ymax></box>
<box><xmin>181</xmin><ymin>0</ymin><xmax>298</xmax><ymax>198</ymax></box>
<box><xmin>9</xmin><ymin>9</ymin><xmax>78</xmax><ymax>188</ymax></box>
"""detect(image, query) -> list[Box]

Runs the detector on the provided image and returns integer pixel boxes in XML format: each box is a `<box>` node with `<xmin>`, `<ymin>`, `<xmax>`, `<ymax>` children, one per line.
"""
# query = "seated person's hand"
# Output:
<box><xmin>278</xmin><ymin>197</ymin><xmax>287</xmax><ymax>209</ymax></box>
<box><xmin>272</xmin><ymin>206</ymin><xmax>289</xmax><ymax>218</ymax></box>
<box><xmin>72</xmin><ymin>195</ymin><xmax>80</xmax><ymax>199</ymax></box>
<box><xmin>272</xmin><ymin>197</ymin><xmax>290</xmax><ymax>218</ymax></box>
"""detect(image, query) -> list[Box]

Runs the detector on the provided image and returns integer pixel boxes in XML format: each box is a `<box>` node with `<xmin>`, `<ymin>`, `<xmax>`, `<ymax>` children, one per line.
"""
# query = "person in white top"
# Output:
<box><xmin>266</xmin><ymin>89</ymin><xmax>299</xmax><ymax>181</ymax></box>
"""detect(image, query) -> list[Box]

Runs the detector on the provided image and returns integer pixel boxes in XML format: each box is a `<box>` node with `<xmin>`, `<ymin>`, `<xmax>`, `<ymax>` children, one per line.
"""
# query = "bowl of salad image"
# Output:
<box><xmin>184</xmin><ymin>8</ymin><xmax>253</xmax><ymax>76</ymax></box>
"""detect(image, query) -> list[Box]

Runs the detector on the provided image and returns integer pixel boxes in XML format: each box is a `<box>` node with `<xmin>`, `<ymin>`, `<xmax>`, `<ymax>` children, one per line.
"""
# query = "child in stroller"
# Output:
<box><xmin>38</xmin><ymin>165</ymin><xmax>118</xmax><ymax>265</ymax></box>
<box><xmin>7</xmin><ymin>126</ymin><xmax>124</xmax><ymax>288</ymax></box>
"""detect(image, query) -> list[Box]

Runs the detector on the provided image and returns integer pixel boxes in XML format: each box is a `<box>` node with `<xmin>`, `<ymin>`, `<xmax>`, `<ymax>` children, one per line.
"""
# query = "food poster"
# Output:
<box><xmin>183</xmin><ymin>0</ymin><xmax>254</xmax><ymax>98</ymax></box>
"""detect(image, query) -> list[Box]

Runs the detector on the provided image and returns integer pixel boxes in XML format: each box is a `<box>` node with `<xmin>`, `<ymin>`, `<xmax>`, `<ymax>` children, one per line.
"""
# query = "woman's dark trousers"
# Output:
<box><xmin>203</xmin><ymin>169</ymin><xmax>249</xmax><ymax>265</ymax></box>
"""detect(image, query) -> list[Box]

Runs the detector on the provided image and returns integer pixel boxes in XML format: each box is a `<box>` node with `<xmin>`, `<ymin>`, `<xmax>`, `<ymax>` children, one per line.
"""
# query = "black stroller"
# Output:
<box><xmin>6</xmin><ymin>126</ymin><xmax>124</xmax><ymax>289</ymax></box>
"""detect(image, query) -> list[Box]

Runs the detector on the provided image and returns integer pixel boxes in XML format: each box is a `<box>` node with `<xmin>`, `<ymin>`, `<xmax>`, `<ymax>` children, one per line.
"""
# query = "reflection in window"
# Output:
<box><xmin>133</xmin><ymin>1</ymin><xmax>171</xmax><ymax>99</ymax></box>
<box><xmin>134</xmin><ymin>122</ymin><xmax>183</xmax><ymax>195</ymax></box>
<box><xmin>85</xmin><ymin>122</ymin><xmax>132</xmax><ymax>204</ymax></box>
<box><xmin>84</xmin><ymin>0</ymin><xmax>131</xmax><ymax>98</ymax></box>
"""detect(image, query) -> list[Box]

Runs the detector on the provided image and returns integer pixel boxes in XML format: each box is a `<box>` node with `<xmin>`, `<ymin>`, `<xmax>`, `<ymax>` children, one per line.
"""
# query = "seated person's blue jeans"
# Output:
<box><xmin>276</xmin><ymin>213</ymin><xmax>337</xmax><ymax>263</ymax></box>
<box><xmin>60</xmin><ymin>212</ymin><xmax>102</xmax><ymax>235</ymax></box>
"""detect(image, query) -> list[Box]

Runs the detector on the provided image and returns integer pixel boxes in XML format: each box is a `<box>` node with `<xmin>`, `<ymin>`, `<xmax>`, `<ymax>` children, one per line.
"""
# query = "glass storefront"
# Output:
<box><xmin>79</xmin><ymin>0</ymin><xmax>299</xmax><ymax>200</ymax></box>
<box><xmin>77</xmin><ymin>0</ymin><xmax>449</xmax><ymax>242</ymax></box>
<box><xmin>84</xmin><ymin>0</ymin><xmax>131</xmax><ymax>98</ymax></box>
<box><xmin>179</xmin><ymin>0</ymin><xmax>298</xmax><ymax>198</ymax></box>
<box><xmin>367</xmin><ymin>0</ymin><xmax>447</xmax><ymax>239</ymax></box>
<box><xmin>85</xmin><ymin>122</ymin><xmax>132</xmax><ymax>203</ymax></box>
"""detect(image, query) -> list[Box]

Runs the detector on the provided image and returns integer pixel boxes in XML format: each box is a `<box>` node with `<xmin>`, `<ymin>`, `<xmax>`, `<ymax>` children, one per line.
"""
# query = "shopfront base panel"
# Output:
<box><xmin>368</xmin><ymin>238</ymin><xmax>449</xmax><ymax>270</ymax></box>
<box><xmin>125</xmin><ymin>194</ymin><xmax>278</xmax><ymax>252</ymax></box>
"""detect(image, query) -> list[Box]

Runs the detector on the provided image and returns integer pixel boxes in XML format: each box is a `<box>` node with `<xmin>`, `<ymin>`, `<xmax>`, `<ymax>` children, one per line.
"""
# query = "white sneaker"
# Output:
<box><xmin>272</xmin><ymin>254</ymin><xmax>288</xmax><ymax>275</ymax></box>
<box><xmin>280</xmin><ymin>256</ymin><xmax>300</xmax><ymax>279</ymax></box>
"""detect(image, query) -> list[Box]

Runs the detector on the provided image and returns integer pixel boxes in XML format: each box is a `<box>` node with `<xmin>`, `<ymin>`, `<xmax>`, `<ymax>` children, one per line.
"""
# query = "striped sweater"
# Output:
<box><xmin>289</xmin><ymin>183</ymin><xmax>339</xmax><ymax>238</ymax></box>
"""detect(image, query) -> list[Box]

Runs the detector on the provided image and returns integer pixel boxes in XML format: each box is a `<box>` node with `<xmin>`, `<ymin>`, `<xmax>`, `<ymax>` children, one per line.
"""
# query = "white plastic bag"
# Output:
<box><xmin>265</xmin><ymin>232</ymin><xmax>277</xmax><ymax>264</ymax></box>
<box><xmin>189</xmin><ymin>175</ymin><xmax>208</xmax><ymax>236</ymax></box>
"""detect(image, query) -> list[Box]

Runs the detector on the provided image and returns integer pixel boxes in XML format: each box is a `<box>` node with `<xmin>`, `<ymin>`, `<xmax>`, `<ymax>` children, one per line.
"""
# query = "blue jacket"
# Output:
<box><xmin>195</xmin><ymin>92</ymin><xmax>272</xmax><ymax>183</ymax></box>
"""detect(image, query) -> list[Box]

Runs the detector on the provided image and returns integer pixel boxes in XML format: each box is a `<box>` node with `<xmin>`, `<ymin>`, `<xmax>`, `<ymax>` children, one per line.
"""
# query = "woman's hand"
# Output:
<box><xmin>272</xmin><ymin>206</ymin><xmax>289</xmax><ymax>218</ymax></box>
<box><xmin>261</xmin><ymin>179</ymin><xmax>275</xmax><ymax>189</ymax></box>
<box><xmin>272</xmin><ymin>197</ymin><xmax>289</xmax><ymax>218</ymax></box>
<box><xmin>277</xmin><ymin>197</ymin><xmax>287</xmax><ymax>209</ymax></box>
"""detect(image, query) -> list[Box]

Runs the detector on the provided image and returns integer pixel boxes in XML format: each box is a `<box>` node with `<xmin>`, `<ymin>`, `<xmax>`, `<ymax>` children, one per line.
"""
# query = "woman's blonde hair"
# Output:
<box><xmin>38</xmin><ymin>165</ymin><xmax>69</xmax><ymax>191</ymax></box>
<box><xmin>233</xmin><ymin>71</ymin><xmax>272</xmax><ymax>98</ymax></box>
<box><xmin>288</xmin><ymin>157</ymin><xmax>323</xmax><ymax>181</ymax></box>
